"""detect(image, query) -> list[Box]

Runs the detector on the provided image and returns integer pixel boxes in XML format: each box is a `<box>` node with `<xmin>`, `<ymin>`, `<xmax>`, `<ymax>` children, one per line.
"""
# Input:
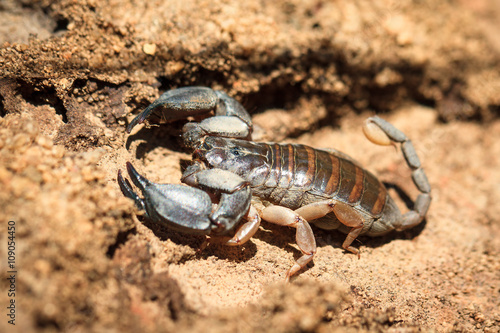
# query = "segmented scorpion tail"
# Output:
<box><xmin>363</xmin><ymin>116</ymin><xmax>432</xmax><ymax>230</ymax></box>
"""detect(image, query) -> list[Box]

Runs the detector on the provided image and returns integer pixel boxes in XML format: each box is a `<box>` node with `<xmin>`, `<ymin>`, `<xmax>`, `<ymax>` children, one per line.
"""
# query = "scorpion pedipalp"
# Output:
<box><xmin>118</xmin><ymin>162</ymin><xmax>213</xmax><ymax>234</ymax></box>
<box><xmin>118</xmin><ymin>162</ymin><xmax>255</xmax><ymax>237</ymax></box>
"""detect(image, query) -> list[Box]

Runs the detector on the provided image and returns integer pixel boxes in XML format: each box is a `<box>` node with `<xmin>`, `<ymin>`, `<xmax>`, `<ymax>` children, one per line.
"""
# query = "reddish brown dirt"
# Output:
<box><xmin>0</xmin><ymin>0</ymin><xmax>499</xmax><ymax>332</ymax></box>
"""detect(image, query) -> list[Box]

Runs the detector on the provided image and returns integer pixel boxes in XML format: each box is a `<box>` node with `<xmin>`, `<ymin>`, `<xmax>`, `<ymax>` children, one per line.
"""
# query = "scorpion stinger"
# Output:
<box><xmin>362</xmin><ymin>116</ymin><xmax>432</xmax><ymax>230</ymax></box>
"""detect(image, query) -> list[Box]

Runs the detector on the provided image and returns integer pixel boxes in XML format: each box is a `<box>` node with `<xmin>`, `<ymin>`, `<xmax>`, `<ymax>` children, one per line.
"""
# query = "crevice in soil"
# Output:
<box><xmin>0</xmin><ymin>92</ymin><xmax>5</xmax><ymax>117</ymax></box>
<box><xmin>18</xmin><ymin>80</ymin><xmax>68</xmax><ymax>123</ymax></box>
<box><xmin>244</xmin><ymin>81</ymin><xmax>305</xmax><ymax>115</ymax></box>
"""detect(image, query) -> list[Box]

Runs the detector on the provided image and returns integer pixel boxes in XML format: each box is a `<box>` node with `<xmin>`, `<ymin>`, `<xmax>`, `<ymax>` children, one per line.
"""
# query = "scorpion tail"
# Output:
<box><xmin>363</xmin><ymin>116</ymin><xmax>432</xmax><ymax>231</ymax></box>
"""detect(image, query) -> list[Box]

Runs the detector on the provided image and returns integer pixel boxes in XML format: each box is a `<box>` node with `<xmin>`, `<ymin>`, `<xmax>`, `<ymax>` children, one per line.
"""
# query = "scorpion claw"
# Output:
<box><xmin>118</xmin><ymin>162</ymin><xmax>215</xmax><ymax>235</ymax></box>
<box><xmin>126</xmin><ymin>87</ymin><xmax>253</xmax><ymax>147</ymax></box>
<box><xmin>125</xmin><ymin>161</ymin><xmax>149</xmax><ymax>190</ymax></box>
<box><xmin>126</xmin><ymin>112</ymin><xmax>147</xmax><ymax>133</ymax></box>
<box><xmin>119</xmin><ymin>162</ymin><xmax>253</xmax><ymax>237</ymax></box>
<box><xmin>127</xmin><ymin>87</ymin><xmax>219</xmax><ymax>133</ymax></box>
<box><xmin>117</xmin><ymin>168</ymin><xmax>147</xmax><ymax>213</ymax></box>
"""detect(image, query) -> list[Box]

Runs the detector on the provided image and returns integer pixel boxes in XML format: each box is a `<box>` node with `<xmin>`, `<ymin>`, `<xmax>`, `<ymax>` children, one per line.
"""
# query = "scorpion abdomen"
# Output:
<box><xmin>254</xmin><ymin>142</ymin><xmax>388</xmax><ymax>219</ymax></box>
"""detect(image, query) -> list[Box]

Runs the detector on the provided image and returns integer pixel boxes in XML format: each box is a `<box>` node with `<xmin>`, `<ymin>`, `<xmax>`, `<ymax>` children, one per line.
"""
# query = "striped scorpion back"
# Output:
<box><xmin>249</xmin><ymin>142</ymin><xmax>388</xmax><ymax>218</ymax></box>
<box><xmin>198</xmin><ymin>136</ymin><xmax>392</xmax><ymax>232</ymax></box>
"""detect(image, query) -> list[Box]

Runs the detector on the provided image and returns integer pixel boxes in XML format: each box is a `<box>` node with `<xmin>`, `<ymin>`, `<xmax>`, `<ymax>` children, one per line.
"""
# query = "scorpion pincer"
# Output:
<box><xmin>118</xmin><ymin>86</ymin><xmax>431</xmax><ymax>281</ymax></box>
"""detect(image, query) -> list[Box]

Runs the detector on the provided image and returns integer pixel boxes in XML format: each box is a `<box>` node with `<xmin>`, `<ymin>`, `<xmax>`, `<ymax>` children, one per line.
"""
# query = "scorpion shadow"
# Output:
<box><xmin>238</xmin><ymin>181</ymin><xmax>427</xmax><ymax>277</ymax></box>
<box><xmin>138</xmin><ymin>217</ymin><xmax>259</xmax><ymax>264</ymax></box>
<box><xmin>128</xmin><ymin>182</ymin><xmax>427</xmax><ymax>273</ymax></box>
<box><xmin>125</xmin><ymin>122</ymin><xmax>188</xmax><ymax>159</ymax></box>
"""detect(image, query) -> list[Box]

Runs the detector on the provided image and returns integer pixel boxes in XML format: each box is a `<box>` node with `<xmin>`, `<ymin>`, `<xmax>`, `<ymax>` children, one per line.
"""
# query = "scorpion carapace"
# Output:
<box><xmin>119</xmin><ymin>86</ymin><xmax>431</xmax><ymax>281</ymax></box>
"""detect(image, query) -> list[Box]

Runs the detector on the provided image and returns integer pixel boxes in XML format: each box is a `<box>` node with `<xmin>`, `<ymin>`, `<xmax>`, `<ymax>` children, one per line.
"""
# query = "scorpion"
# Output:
<box><xmin>118</xmin><ymin>86</ymin><xmax>431</xmax><ymax>281</ymax></box>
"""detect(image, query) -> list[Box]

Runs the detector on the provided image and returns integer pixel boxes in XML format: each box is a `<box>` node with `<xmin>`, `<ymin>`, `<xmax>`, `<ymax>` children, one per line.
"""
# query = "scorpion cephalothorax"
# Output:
<box><xmin>118</xmin><ymin>86</ymin><xmax>431</xmax><ymax>281</ymax></box>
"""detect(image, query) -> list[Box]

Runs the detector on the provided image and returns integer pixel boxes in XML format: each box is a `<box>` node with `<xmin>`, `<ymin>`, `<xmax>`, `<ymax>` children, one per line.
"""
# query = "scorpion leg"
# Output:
<box><xmin>260</xmin><ymin>206</ymin><xmax>317</xmax><ymax>282</ymax></box>
<box><xmin>363</xmin><ymin>116</ymin><xmax>432</xmax><ymax>230</ymax></box>
<box><xmin>295</xmin><ymin>200</ymin><xmax>364</xmax><ymax>258</ymax></box>
<box><xmin>225</xmin><ymin>205</ymin><xmax>261</xmax><ymax>246</ymax></box>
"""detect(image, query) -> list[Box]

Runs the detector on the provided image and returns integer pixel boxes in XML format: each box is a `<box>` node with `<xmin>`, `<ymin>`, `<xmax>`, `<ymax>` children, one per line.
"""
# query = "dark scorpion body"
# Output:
<box><xmin>119</xmin><ymin>86</ymin><xmax>431</xmax><ymax>281</ymax></box>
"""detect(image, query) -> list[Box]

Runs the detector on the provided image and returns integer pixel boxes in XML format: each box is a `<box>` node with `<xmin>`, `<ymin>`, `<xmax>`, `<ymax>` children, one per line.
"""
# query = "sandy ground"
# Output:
<box><xmin>0</xmin><ymin>0</ymin><xmax>499</xmax><ymax>332</ymax></box>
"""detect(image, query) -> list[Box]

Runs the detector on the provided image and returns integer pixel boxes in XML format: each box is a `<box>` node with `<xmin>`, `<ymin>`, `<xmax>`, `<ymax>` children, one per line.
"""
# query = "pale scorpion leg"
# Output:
<box><xmin>197</xmin><ymin>205</ymin><xmax>261</xmax><ymax>250</ymax></box>
<box><xmin>295</xmin><ymin>200</ymin><xmax>364</xmax><ymax>258</ymax></box>
<box><xmin>260</xmin><ymin>206</ymin><xmax>317</xmax><ymax>282</ymax></box>
<box><xmin>225</xmin><ymin>205</ymin><xmax>261</xmax><ymax>246</ymax></box>
<box><xmin>363</xmin><ymin>116</ymin><xmax>432</xmax><ymax>230</ymax></box>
